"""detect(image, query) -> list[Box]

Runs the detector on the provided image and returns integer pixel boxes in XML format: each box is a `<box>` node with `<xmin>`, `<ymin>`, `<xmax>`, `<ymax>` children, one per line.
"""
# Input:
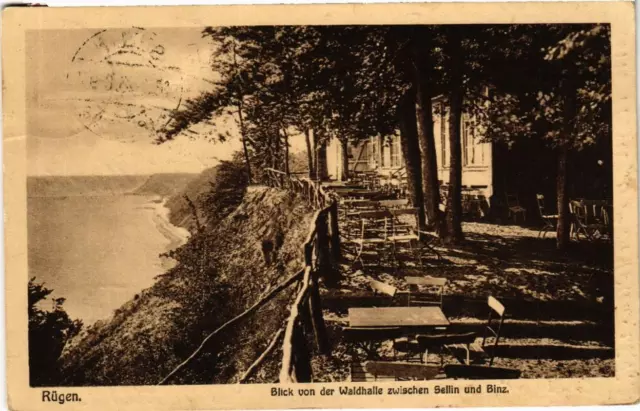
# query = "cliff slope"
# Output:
<box><xmin>59</xmin><ymin>185</ymin><xmax>314</xmax><ymax>385</ymax></box>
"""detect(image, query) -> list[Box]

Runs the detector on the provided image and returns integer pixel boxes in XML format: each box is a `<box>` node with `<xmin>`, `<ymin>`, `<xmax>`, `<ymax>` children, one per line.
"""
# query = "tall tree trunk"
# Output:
<box><xmin>444</xmin><ymin>30</ymin><xmax>464</xmax><ymax>244</ymax></box>
<box><xmin>340</xmin><ymin>138</ymin><xmax>349</xmax><ymax>181</ymax></box>
<box><xmin>557</xmin><ymin>74</ymin><xmax>577</xmax><ymax>250</ymax></box>
<box><xmin>305</xmin><ymin>129</ymin><xmax>315</xmax><ymax>178</ymax></box>
<box><xmin>282</xmin><ymin>129</ymin><xmax>290</xmax><ymax>176</ymax></box>
<box><xmin>413</xmin><ymin>47</ymin><xmax>442</xmax><ymax>232</ymax></box>
<box><xmin>316</xmin><ymin>130</ymin><xmax>329</xmax><ymax>181</ymax></box>
<box><xmin>236</xmin><ymin>102</ymin><xmax>252</xmax><ymax>183</ymax></box>
<box><xmin>232</xmin><ymin>41</ymin><xmax>252</xmax><ymax>183</ymax></box>
<box><xmin>274</xmin><ymin>130</ymin><xmax>281</xmax><ymax>170</ymax></box>
<box><xmin>398</xmin><ymin>88</ymin><xmax>427</xmax><ymax>232</ymax></box>
<box><xmin>556</xmin><ymin>146</ymin><xmax>570</xmax><ymax>250</ymax></box>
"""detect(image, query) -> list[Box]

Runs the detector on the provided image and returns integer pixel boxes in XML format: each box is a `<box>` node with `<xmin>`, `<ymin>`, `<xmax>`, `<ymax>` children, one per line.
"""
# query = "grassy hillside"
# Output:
<box><xmin>165</xmin><ymin>167</ymin><xmax>219</xmax><ymax>230</ymax></box>
<box><xmin>58</xmin><ymin>184</ymin><xmax>315</xmax><ymax>385</ymax></box>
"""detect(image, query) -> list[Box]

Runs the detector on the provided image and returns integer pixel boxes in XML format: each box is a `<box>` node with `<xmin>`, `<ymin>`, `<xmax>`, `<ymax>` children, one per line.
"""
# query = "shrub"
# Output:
<box><xmin>28</xmin><ymin>278</ymin><xmax>82</xmax><ymax>386</ymax></box>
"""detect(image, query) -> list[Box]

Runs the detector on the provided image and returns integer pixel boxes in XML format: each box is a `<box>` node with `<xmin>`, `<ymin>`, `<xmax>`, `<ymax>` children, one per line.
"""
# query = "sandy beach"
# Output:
<box><xmin>150</xmin><ymin>196</ymin><xmax>191</xmax><ymax>254</ymax></box>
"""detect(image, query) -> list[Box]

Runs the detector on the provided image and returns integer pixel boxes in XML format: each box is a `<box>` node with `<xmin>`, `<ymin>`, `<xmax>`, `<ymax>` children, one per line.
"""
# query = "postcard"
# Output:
<box><xmin>3</xmin><ymin>2</ymin><xmax>638</xmax><ymax>410</ymax></box>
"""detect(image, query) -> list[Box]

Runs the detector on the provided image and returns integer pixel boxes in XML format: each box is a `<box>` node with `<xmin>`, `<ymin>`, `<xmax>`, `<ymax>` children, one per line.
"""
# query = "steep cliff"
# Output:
<box><xmin>58</xmin><ymin>184</ymin><xmax>315</xmax><ymax>385</ymax></box>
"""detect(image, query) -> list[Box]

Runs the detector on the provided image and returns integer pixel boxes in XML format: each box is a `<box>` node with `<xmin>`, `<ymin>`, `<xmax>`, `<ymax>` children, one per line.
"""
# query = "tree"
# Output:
<box><xmin>468</xmin><ymin>24</ymin><xmax>611</xmax><ymax>250</ymax></box>
<box><xmin>413</xmin><ymin>41</ymin><xmax>443</xmax><ymax>232</ymax></box>
<box><xmin>397</xmin><ymin>87</ymin><xmax>426</xmax><ymax>231</ymax></box>
<box><xmin>161</xmin><ymin>26</ymin><xmax>406</xmax><ymax>186</ymax></box>
<box><xmin>443</xmin><ymin>27</ymin><xmax>465</xmax><ymax>244</ymax></box>
<box><xmin>28</xmin><ymin>278</ymin><xmax>82</xmax><ymax>386</ymax></box>
<box><xmin>539</xmin><ymin>24</ymin><xmax>611</xmax><ymax>250</ymax></box>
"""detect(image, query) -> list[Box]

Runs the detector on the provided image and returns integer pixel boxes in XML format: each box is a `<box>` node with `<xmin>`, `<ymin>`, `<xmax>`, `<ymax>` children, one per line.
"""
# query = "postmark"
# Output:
<box><xmin>70</xmin><ymin>27</ymin><xmax>184</xmax><ymax>142</ymax></box>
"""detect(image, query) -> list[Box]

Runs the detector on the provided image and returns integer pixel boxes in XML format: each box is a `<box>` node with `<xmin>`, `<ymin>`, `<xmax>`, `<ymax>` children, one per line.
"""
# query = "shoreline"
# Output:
<box><xmin>150</xmin><ymin>196</ymin><xmax>191</xmax><ymax>255</ymax></box>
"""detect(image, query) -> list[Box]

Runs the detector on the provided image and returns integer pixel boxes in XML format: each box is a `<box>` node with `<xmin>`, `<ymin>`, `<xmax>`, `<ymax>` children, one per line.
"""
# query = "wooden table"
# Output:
<box><xmin>344</xmin><ymin>191</ymin><xmax>384</xmax><ymax>199</ymax></box>
<box><xmin>342</xmin><ymin>198</ymin><xmax>376</xmax><ymax>204</ymax></box>
<box><xmin>348</xmin><ymin>307</ymin><xmax>450</xmax><ymax>329</ymax></box>
<box><xmin>405</xmin><ymin>276</ymin><xmax>447</xmax><ymax>287</ymax></box>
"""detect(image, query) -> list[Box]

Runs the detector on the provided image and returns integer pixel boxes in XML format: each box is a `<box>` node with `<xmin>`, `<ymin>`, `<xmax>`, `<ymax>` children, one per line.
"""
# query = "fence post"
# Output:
<box><xmin>308</xmin><ymin>269</ymin><xmax>331</xmax><ymax>355</ymax></box>
<box><xmin>315</xmin><ymin>212</ymin><xmax>339</xmax><ymax>287</ymax></box>
<box><xmin>329</xmin><ymin>201</ymin><xmax>341</xmax><ymax>263</ymax></box>
<box><xmin>292</xmin><ymin>320</ymin><xmax>312</xmax><ymax>382</ymax></box>
<box><xmin>304</xmin><ymin>242</ymin><xmax>314</xmax><ymax>267</ymax></box>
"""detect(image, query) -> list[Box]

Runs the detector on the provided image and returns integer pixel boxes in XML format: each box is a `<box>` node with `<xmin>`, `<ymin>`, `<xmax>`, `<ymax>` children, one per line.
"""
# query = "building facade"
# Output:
<box><xmin>326</xmin><ymin>96</ymin><xmax>494</xmax><ymax>201</ymax></box>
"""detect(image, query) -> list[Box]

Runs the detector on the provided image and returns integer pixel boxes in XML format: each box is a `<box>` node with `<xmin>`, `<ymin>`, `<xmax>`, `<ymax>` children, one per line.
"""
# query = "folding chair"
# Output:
<box><xmin>482</xmin><ymin>296</ymin><xmax>506</xmax><ymax>366</ymax></box>
<box><xmin>505</xmin><ymin>193</ymin><xmax>526</xmax><ymax>224</ymax></box>
<box><xmin>445</xmin><ymin>296</ymin><xmax>505</xmax><ymax>366</ymax></box>
<box><xmin>536</xmin><ymin>194</ymin><xmax>558</xmax><ymax>238</ymax></box>
<box><xmin>343</xmin><ymin>326</ymin><xmax>403</xmax><ymax>361</ymax></box>
<box><xmin>569</xmin><ymin>200</ymin><xmax>608</xmax><ymax>241</ymax></box>
<box><xmin>407</xmin><ymin>276</ymin><xmax>447</xmax><ymax>307</ymax></box>
<box><xmin>350</xmin><ymin>210</ymin><xmax>393</xmax><ymax>269</ymax></box>
<box><xmin>388</xmin><ymin>208</ymin><xmax>442</xmax><ymax>266</ymax></box>
<box><xmin>582</xmin><ymin>200</ymin><xmax>611</xmax><ymax>241</ymax></box>
<box><xmin>341</xmin><ymin>200</ymin><xmax>381</xmax><ymax>239</ymax></box>
<box><xmin>369</xmin><ymin>278</ymin><xmax>398</xmax><ymax>306</ymax></box>
<box><xmin>394</xmin><ymin>332</ymin><xmax>477</xmax><ymax>365</ymax></box>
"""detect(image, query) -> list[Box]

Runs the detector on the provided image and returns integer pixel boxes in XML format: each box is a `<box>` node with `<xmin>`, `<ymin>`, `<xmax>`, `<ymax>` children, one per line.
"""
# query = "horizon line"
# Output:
<box><xmin>27</xmin><ymin>171</ymin><xmax>201</xmax><ymax>178</ymax></box>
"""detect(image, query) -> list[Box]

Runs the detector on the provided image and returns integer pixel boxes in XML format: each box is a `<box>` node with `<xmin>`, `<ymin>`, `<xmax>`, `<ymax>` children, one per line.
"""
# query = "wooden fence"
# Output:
<box><xmin>157</xmin><ymin>169</ymin><xmax>341</xmax><ymax>385</ymax></box>
<box><xmin>263</xmin><ymin>167</ymin><xmax>341</xmax><ymax>382</ymax></box>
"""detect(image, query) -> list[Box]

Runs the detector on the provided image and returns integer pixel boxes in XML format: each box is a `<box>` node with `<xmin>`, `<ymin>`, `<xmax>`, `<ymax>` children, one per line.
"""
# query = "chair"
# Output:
<box><xmin>422</xmin><ymin>332</ymin><xmax>477</xmax><ymax>365</ymax></box>
<box><xmin>388</xmin><ymin>208</ymin><xmax>442</xmax><ymax>266</ymax></box>
<box><xmin>482</xmin><ymin>296</ymin><xmax>506</xmax><ymax>366</ymax></box>
<box><xmin>445</xmin><ymin>296</ymin><xmax>506</xmax><ymax>366</ymax></box>
<box><xmin>394</xmin><ymin>332</ymin><xmax>477</xmax><ymax>365</ymax></box>
<box><xmin>342</xmin><ymin>200</ymin><xmax>380</xmax><ymax>239</ymax></box>
<box><xmin>505</xmin><ymin>193</ymin><xmax>526</xmax><ymax>224</ymax></box>
<box><xmin>368</xmin><ymin>278</ymin><xmax>398</xmax><ymax>308</ymax></box>
<box><xmin>351</xmin><ymin>361</ymin><xmax>442</xmax><ymax>381</ymax></box>
<box><xmin>444</xmin><ymin>364</ymin><xmax>521</xmax><ymax>380</ymax></box>
<box><xmin>408</xmin><ymin>276</ymin><xmax>447</xmax><ymax>307</ymax></box>
<box><xmin>350</xmin><ymin>210</ymin><xmax>392</xmax><ymax>269</ymax></box>
<box><xmin>343</xmin><ymin>326</ymin><xmax>403</xmax><ymax>360</ymax></box>
<box><xmin>536</xmin><ymin>194</ymin><xmax>558</xmax><ymax>238</ymax></box>
<box><xmin>569</xmin><ymin>200</ymin><xmax>609</xmax><ymax>241</ymax></box>
<box><xmin>378</xmin><ymin>199</ymin><xmax>409</xmax><ymax>209</ymax></box>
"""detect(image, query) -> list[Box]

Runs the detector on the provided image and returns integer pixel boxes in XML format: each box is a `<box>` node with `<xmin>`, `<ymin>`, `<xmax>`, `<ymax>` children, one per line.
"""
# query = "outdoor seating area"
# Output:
<box><xmin>308</xmin><ymin>177</ymin><xmax>614</xmax><ymax>382</ymax></box>
<box><xmin>569</xmin><ymin>199</ymin><xmax>613</xmax><ymax>242</ymax></box>
<box><xmin>329</xmin><ymin>184</ymin><xmax>442</xmax><ymax>271</ymax></box>
<box><xmin>535</xmin><ymin>194</ymin><xmax>612</xmax><ymax>242</ymax></box>
<box><xmin>344</xmin><ymin>284</ymin><xmax>514</xmax><ymax>381</ymax></box>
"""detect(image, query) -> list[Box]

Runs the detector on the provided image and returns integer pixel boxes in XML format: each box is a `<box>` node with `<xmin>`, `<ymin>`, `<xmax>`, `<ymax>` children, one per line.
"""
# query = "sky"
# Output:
<box><xmin>26</xmin><ymin>27</ymin><xmax>242</xmax><ymax>176</ymax></box>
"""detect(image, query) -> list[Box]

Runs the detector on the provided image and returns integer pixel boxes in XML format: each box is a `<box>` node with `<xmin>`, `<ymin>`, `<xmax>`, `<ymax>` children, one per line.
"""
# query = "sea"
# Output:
<box><xmin>27</xmin><ymin>176</ymin><xmax>191</xmax><ymax>326</ymax></box>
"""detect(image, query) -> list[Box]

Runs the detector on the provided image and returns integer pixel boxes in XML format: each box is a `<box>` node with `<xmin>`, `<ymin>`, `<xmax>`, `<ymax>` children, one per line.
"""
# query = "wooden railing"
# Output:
<box><xmin>264</xmin><ymin>168</ymin><xmax>333</xmax><ymax>210</ymax></box>
<box><xmin>263</xmin><ymin>168</ymin><xmax>341</xmax><ymax>382</ymax></box>
<box><xmin>157</xmin><ymin>169</ymin><xmax>341</xmax><ymax>385</ymax></box>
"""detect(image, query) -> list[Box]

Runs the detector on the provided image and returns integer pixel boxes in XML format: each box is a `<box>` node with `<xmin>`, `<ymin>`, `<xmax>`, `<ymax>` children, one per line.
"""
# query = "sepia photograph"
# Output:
<box><xmin>3</xmin><ymin>3</ymin><xmax>638</xmax><ymax>410</ymax></box>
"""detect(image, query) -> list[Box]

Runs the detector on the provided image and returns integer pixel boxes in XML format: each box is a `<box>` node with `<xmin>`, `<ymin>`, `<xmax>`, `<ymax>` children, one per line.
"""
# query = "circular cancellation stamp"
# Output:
<box><xmin>70</xmin><ymin>27</ymin><xmax>184</xmax><ymax>143</ymax></box>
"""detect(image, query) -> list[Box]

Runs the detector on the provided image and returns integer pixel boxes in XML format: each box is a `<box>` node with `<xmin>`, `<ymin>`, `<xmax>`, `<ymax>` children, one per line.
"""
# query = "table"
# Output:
<box><xmin>342</xmin><ymin>198</ymin><xmax>376</xmax><ymax>204</ymax></box>
<box><xmin>348</xmin><ymin>307</ymin><xmax>450</xmax><ymax>329</ymax></box>
<box><xmin>405</xmin><ymin>276</ymin><xmax>447</xmax><ymax>287</ymax></box>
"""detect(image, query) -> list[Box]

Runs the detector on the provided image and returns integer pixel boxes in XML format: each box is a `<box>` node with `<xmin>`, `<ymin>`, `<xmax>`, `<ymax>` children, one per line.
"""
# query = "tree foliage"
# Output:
<box><xmin>156</xmin><ymin>24</ymin><xmax>611</xmax><ymax>248</ymax></box>
<box><xmin>29</xmin><ymin>278</ymin><xmax>83</xmax><ymax>386</ymax></box>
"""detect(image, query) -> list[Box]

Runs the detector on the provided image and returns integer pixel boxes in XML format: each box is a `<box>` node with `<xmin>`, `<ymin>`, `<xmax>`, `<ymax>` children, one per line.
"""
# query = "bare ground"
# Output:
<box><xmin>312</xmin><ymin>221</ymin><xmax>615</xmax><ymax>380</ymax></box>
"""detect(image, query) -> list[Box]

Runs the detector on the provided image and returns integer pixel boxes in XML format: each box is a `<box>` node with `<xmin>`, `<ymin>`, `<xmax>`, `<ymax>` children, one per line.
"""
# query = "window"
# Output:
<box><xmin>369</xmin><ymin>137</ymin><xmax>378</xmax><ymax>168</ymax></box>
<box><xmin>440</xmin><ymin>104</ymin><xmax>448</xmax><ymax>167</ymax></box>
<box><xmin>390</xmin><ymin>135</ymin><xmax>402</xmax><ymax>167</ymax></box>
<box><xmin>462</xmin><ymin>114</ymin><xmax>485</xmax><ymax>167</ymax></box>
<box><xmin>462</xmin><ymin>114</ymin><xmax>470</xmax><ymax>165</ymax></box>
